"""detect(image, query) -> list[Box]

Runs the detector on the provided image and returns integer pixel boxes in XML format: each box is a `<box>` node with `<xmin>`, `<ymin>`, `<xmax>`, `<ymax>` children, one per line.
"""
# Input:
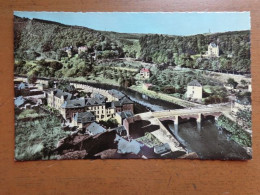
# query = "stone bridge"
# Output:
<box><xmin>134</xmin><ymin>103</ymin><xmax>231</xmax><ymax>133</ymax></box>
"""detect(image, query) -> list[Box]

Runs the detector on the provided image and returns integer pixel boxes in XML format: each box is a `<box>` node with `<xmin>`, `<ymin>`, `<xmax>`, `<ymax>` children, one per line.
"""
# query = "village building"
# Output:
<box><xmin>203</xmin><ymin>42</ymin><xmax>219</xmax><ymax>58</ymax></box>
<box><xmin>18</xmin><ymin>82</ymin><xmax>28</xmax><ymax>90</ymax></box>
<box><xmin>186</xmin><ymin>80</ymin><xmax>203</xmax><ymax>101</ymax></box>
<box><xmin>35</xmin><ymin>78</ymin><xmax>49</xmax><ymax>88</ymax></box>
<box><xmin>86</xmin><ymin>122</ymin><xmax>106</xmax><ymax>136</ymax></box>
<box><xmin>115</xmin><ymin>110</ymin><xmax>134</xmax><ymax>125</ymax></box>
<box><xmin>115</xmin><ymin>126</ymin><xmax>127</xmax><ymax>136</ymax></box>
<box><xmin>140</xmin><ymin>68</ymin><xmax>150</xmax><ymax>79</ymax></box>
<box><xmin>60</xmin><ymin>97</ymin><xmax>115</xmax><ymax>122</ymax></box>
<box><xmin>248</xmin><ymin>84</ymin><xmax>252</xmax><ymax>92</ymax></box>
<box><xmin>78</xmin><ymin>46</ymin><xmax>88</xmax><ymax>54</ymax></box>
<box><xmin>64</xmin><ymin>46</ymin><xmax>73</xmax><ymax>57</ymax></box>
<box><xmin>47</xmin><ymin>89</ymin><xmax>73</xmax><ymax>111</ymax></box>
<box><xmin>36</xmin><ymin>83</ymin><xmax>44</xmax><ymax>91</ymax></box>
<box><xmin>92</xmin><ymin>93</ymin><xmax>107</xmax><ymax>102</ymax></box>
<box><xmin>112</xmin><ymin>97</ymin><xmax>134</xmax><ymax>113</ymax></box>
<box><xmin>224</xmin><ymin>83</ymin><xmax>235</xmax><ymax>91</ymax></box>
<box><xmin>72</xmin><ymin>111</ymin><xmax>96</xmax><ymax>129</ymax></box>
<box><xmin>14</xmin><ymin>96</ymin><xmax>26</xmax><ymax>108</ymax></box>
<box><xmin>154</xmin><ymin>143</ymin><xmax>171</xmax><ymax>156</ymax></box>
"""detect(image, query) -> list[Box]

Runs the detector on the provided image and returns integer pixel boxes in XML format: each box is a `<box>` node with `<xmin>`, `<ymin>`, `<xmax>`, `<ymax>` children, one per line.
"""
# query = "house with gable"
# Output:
<box><xmin>140</xmin><ymin>68</ymin><xmax>150</xmax><ymax>80</ymax></box>
<box><xmin>203</xmin><ymin>42</ymin><xmax>219</xmax><ymax>58</ymax></box>
<box><xmin>186</xmin><ymin>80</ymin><xmax>203</xmax><ymax>101</ymax></box>
<box><xmin>72</xmin><ymin>111</ymin><xmax>96</xmax><ymax>129</ymax></box>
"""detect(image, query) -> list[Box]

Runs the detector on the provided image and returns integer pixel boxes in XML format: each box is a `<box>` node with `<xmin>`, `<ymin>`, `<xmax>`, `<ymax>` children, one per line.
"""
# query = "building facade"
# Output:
<box><xmin>140</xmin><ymin>68</ymin><xmax>150</xmax><ymax>80</ymax></box>
<box><xmin>186</xmin><ymin>80</ymin><xmax>203</xmax><ymax>100</ymax></box>
<box><xmin>47</xmin><ymin>89</ymin><xmax>73</xmax><ymax>111</ymax></box>
<box><xmin>204</xmin><ymin>42</ymin><xmax>219</xmax><ymax>57</ymax></box>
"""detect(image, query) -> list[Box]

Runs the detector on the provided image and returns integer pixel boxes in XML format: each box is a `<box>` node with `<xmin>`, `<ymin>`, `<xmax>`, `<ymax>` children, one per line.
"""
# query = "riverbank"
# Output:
<box><xmin>130</xmin><ymin>85</ymin><xmax>200</xmax><ymax>108</ymax></box>
<box><xmin>64</xmin><ymin>76</ymin><xmax>199</xmax><ymax>108</ymax></box>
<box><xmin>15</xmin><ymin>74</ymin><xmax>196</xmax><ymax>109</ymax></box>
<box><xmin>163</xmin><ymin>119</ymin><xmax>251</xmax><ymax>160</ymax></box>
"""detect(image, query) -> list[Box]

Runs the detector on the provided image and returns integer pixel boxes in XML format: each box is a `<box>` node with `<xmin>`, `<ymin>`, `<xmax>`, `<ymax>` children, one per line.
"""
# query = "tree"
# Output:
<box><xmin>241</xmin><ymin>79</ymin><xmax>247</xmax><ymax>87</ymax></box>
<box><xmin>50</xmin><ymin>61</ymin><xmax>63</xmax><ymax>70</ymax></box>
<box><xmin>236</xmin><ymin>108</ymin><xmax>252</xmax><ymax>129</ymax></box>
<box><xmin>27</xmin><ymin>74</ymin><xmax>37</xmax><ymax>84</ymax></box>
<box><xmin>227</xmin><ymin>78</ymin><xmax>238</xmax><ymax>88</ymax></box>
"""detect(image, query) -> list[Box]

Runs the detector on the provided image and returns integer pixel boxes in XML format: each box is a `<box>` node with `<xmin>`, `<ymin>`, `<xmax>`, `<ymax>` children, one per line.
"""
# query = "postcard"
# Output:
<box><xmin>13</xmin><ymin>12</ymin><xmax>252</xmax><ymax>160</ymax></box>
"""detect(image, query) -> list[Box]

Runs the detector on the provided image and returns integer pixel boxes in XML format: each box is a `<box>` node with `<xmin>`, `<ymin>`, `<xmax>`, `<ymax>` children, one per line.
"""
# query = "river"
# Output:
<box><xmin>73</xmin><ymin>81</ymin><xmax>250</xmax><ymax>160</ymax></box>
<box><xmin>76</xmin><ymin>82</ymin><xmax>183</xmax><ymax>112</ymax></box>
<box><xmin>164</xmin><ymin>119</ymin><xmax>250</xmax><ymax>160</ymax></box>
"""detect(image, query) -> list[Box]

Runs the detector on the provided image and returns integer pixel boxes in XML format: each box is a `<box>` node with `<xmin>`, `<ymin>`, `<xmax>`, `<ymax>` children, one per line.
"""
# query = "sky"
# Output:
<box><xmin>14</xmin><ymin>12</ymin><xmax>250</xmax><ymax>36</ymax></box>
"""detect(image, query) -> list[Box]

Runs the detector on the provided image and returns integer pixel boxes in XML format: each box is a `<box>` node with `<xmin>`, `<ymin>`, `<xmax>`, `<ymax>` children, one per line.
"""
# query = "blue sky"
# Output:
<box><xmin>14</xmin><ymin>12</ymin><xmax>250</xmax><ymax>36</ymax></box>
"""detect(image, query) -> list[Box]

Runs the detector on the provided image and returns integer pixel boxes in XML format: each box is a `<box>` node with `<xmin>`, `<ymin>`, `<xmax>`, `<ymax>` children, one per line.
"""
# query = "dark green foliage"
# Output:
<box><xmin>99</xmin><ymin>118</ymin><xmax>118</xmax><ymax>129</ymax></box>
<box><xmin>14</xmin><ymin>16</ymin><xmax>137</xmax><ymax>61</ymax></box>
<box><xmin>27</xmin><ymin>74</ymin><xmax>37</xmax><ymax>84</ymax></box>
<box><xmin>162</xmin><ymin>86</ymin><xmax>175</xmax><ymax>94</ymax></box>
<box><xmin>227</xmin><ymin>78</ymin><xmax>238</xmax><ymax>88</ymax></box>
<box><xmin>49</xmin><ymin>61</ymin><xmax>63</xmax><ymax>70</ymax></box>
<box><xmin>235</xmin><ymin>108</ymin><xmax>252</xmax><ymax>129</ymax></box>
<box><xmin>216</xmin><ymin>115</ymin><xmax>251</xmax><ymax>147</ymax></box>
<box><xmin>15</xmin><ymin>115</ymin><xmax>68</xmax><ymax>161</ymax></box>
<box><xmin>139</xmin><ymin>31</ymin><xmax>250</xmax><ymax>72</ymax></box>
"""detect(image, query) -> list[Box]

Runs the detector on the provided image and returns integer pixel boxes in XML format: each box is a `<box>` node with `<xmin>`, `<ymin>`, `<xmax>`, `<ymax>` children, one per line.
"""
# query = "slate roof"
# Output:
<box><xmin>18</xmin><ymin>82</ymin><xmax>28</xmax><ymax>90</ymax></box>
<box><xmin>14</xmin><ymin>96</ymin><xmax>25</xmax><ymax>107</ymax></box>
<box><xmin>120</xmin><ymin>97</ymin><xmax>134</xmax><ymax>104</ymax></box>
<box><xmin>61</xmin><ymin>97</ymin><xmax>85</xmax><ymax>108</ymax></box>
<box><xmin>112</xmin><ymin>97</ymin><xmax>134</xmax><ymax>107</ymax></box>
<box><xmin>52</xmin><ymin>89</ymin><xmax>73</xmax><ymax>100</ymax></box>
<box><xmin>61</xmin><ymin>97</ymin><xmax>105</xmax><ymax>109</ymax></box>
<box><xmin>115</xmin><ymin>126</ymin><xmax>127</xmax><ymax>135</ymax></box>
<box><xmin>116</xmin><ymin>110</ymin><xmax>134</xmax><ymax>120</ymax></box>
<box><xmin>187</xmin><ymin>80</ymin><xmax>202</xmax><ymax>87</ymax></box>
<box><xmin>85</xmin><ymin>97</ymin><xmax>104</xmax><ymax>106</ymax></box>
<box><xmin>73</xmin><ymin>111</ymin><xmax>95</xmax><ymax>124</ymax></box>
<box><xmin>115</xmin><ymin>135</ymin><xmax>142</xmax><ymax>155</ymax></box>
<box><xmin>209</xmin><ymin>42</ymin><xmax>218</xmax><ymax>48</ymax></box>
<box><xmin>93</xmin><ymin>93</ymin><xmax>107</xmax><ymax>102</ymax></box>
<box><xmin>86</xmin><ymin>122</ymin><xmax>106</xmax><ymax>135</ymax></box>
<box><xmin>108</xmin><ymin>89</ymin><xmax>125</xmax><ymax>100</ymax></box>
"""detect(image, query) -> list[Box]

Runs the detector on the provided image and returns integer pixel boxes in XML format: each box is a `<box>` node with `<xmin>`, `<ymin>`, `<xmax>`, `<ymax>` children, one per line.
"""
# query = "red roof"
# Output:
<box><xmin>140</xmin><ymin>68</ymin><xmax>150</xmax><ymax>73</ymax></box>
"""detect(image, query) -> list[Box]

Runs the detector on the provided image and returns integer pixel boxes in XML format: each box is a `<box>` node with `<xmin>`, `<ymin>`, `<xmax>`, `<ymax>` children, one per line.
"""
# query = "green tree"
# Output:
<box><xmin>227</xmin><ymin>78</ymin><xmax>238</xmax><ymax>88</ymax></box>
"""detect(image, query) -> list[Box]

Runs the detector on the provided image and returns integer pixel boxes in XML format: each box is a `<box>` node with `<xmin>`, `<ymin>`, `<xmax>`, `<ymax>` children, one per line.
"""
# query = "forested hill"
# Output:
<box><xmin>14</xmin><ymin>16</ymin><xmax>141</xmax><ymax>60</ymax></box>
<box><xmin>138</xmin><ymin>31</ymin><xmax>250</xmax><ymax>73</ymax></box>
<box><xmin>14</xmin><ymin>16</ymin><xmax>250</xmax><ymax>72</ymax></box>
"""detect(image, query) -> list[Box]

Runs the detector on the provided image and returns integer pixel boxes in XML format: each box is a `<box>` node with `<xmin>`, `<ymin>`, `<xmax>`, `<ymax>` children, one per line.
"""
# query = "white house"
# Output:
<box><xmin>186</xmin><ymin>80</ymin><xmax>203</xmax><ymax>100</ymax></box>
<box><xmin>140</xmin><ymin>68</ymin><xmax>150</xmax><ymax>79</ymax></box>
<box><xmin>204</xmin><ymin>42</ymin><xmax>219</xmax><ymax>58</ymax></box>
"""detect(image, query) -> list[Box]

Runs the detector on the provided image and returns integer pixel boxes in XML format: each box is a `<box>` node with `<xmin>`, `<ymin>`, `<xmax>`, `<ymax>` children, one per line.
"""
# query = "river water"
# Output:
<box><xmin>72</xmin><ymin>81</ymin><xmax>250</xmax><ymax>160</ymax></box>
<box><xmin>165</xmin><ymin>119</ymin><xmax>250</xmax><ymax>160</ymax></box>
<box><xmin>77</xmin><ymin>82</ymin><xmax>183</xmax><ymax>112</ymax></box>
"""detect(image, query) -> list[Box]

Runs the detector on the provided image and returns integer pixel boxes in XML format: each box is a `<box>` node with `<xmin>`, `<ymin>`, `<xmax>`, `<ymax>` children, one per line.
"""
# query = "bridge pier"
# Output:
<box><xmin>174</xmin><ymin>116</ymin><xmax>179</xmax><ymax>134</ymax></box>
<box><xmin>197</xmin><ymin>113</ymin><xmax>201</xmax><ymax>131</ymax></box>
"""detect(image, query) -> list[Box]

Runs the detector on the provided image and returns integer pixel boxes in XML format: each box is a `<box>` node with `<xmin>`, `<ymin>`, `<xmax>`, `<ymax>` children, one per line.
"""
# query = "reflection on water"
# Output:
<box><xmin>167</xmin><ymin>119</ymin><xmax>250</xmax><ymax>160</ymax></box>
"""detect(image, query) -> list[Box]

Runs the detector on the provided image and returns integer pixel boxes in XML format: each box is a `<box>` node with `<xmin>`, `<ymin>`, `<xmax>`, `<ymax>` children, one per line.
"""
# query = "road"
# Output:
<box><xmin>138</xmin><ymin>103</ymin><xmax>232</xmax><ymax>119</ymax></box>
